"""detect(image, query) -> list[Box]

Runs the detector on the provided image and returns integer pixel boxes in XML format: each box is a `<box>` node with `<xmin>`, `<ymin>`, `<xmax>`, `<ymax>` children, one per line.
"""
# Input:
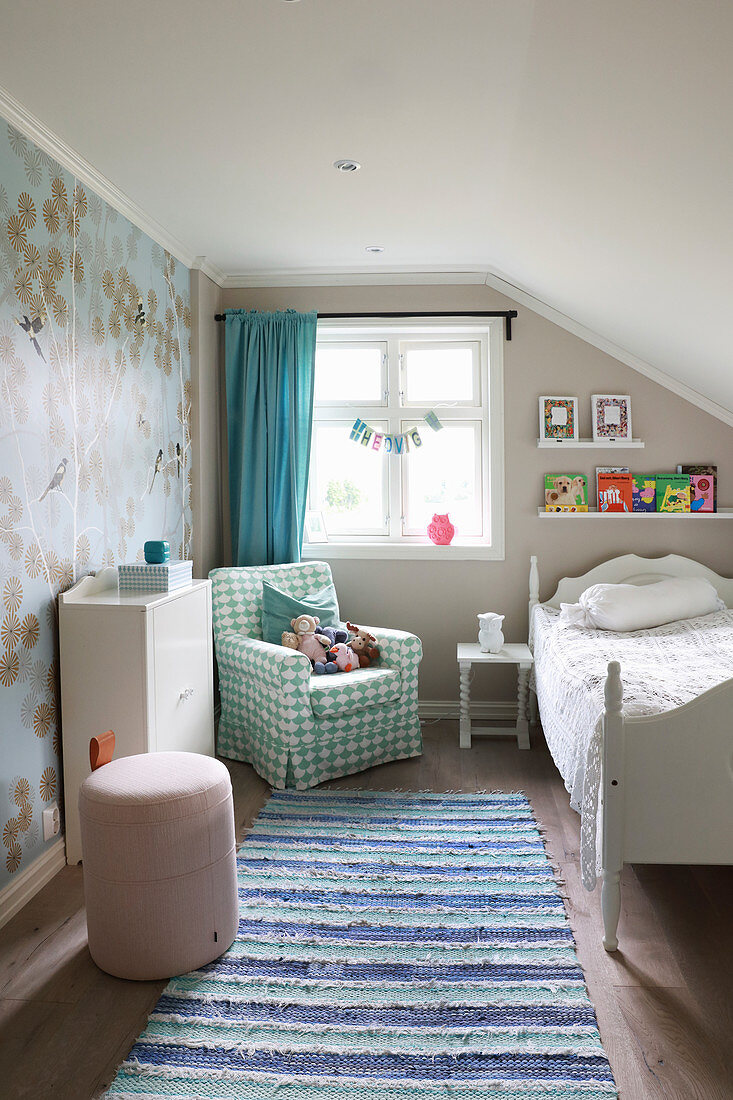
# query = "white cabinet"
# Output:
<box><xmin>59</xmin><ymin>569</ymin><xmax>215</xmax><ymax>864</ymax></box>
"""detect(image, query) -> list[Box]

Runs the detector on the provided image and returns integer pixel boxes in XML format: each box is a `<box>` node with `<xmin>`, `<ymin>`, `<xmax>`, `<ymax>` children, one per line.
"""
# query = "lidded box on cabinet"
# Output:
<box><xmin>118</xmin><ymin>560</ymin><xmax>193</xmax><ymax>593</ymax></box>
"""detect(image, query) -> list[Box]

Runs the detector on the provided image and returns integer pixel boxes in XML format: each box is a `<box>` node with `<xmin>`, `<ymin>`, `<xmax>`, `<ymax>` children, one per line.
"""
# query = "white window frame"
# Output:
<box><xmin>303</xmin><ymin>319</ymin><xmax>505</xmax><ymax>561</ymax></box>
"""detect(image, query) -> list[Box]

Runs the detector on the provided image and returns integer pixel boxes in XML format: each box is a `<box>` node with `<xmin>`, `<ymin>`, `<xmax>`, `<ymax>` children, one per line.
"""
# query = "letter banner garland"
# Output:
<box><xmin>349</xmin><ymin>410</ymin><xmax>443</xmax><ymax>455</ymax></box>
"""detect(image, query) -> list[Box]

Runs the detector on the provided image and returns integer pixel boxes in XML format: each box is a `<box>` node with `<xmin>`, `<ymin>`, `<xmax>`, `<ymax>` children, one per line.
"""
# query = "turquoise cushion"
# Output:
<box><xmin>261</xmin><ymin>580</ymin><xmax>341</xmax><ymax>645</ymax></box>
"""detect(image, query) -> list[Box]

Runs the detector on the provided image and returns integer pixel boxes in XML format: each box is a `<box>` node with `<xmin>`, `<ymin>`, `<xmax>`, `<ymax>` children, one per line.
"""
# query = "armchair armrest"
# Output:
<box><xmin>216</xmin><ymin>633</ymin><xmax>312</xmax><ymax>695</ymax></box>
<box><xmin>364</xmin><ymin>626</ymin><xmax>422</xmax><ymax>675</ymax></box>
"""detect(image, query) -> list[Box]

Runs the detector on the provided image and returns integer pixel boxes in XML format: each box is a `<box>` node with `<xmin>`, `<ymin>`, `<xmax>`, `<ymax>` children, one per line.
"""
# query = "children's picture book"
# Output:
<box><xmin>595</xmin><ymin>466</ymin><xmax>629</xmax><ymax>502</ymax></box>
<box><xmin>689</xmin><ymin>474</ymin><xmax>715</xmax><ymax>512</ymax></box>
<box><xmin>632</xmin><ymin>475</ymin><xmax>657</xmax><ymax>512</ymax></box>
<box><xmin>597</xmin><ymin>471</ymin><xmax>633</xmax><ymax>512</ymax></box>
<box><xmin>678</xmin><ymin>464</ymin><xmax>717</xmax><ymax>512</ymax></box>
<box><xmin>656</xmin><ymin>475</ymin><xmax>690</xmax><ymax>513</ymax></box>
<box><xmin>544</xmin><ymin>473</ymin><xmax>588</xmax><ymax>511</ymax></box>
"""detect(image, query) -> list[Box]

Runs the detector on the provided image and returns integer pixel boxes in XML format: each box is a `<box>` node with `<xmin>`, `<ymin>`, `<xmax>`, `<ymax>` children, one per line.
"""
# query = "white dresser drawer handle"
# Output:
<box><xmin>179</xmin><ymin>688</ymin><xmax>195</xmax><ymax>701</ymax></box>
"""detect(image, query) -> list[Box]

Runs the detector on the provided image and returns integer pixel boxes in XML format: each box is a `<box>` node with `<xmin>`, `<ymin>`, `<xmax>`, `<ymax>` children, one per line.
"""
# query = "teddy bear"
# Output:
<box><xmin>284</xmin><ymin>614</ymin><xmax>331</xmax><ymax>664</ymax></box>
<box><xmin>327</xmin><ymin>642</ymin><xmax>361</xmax><ymax>672</ymax></box>
<box><xmin>281</xmin><ymin>631</ymin><xmax>300</xmax><ymax>650</ymax></box>
<box><xmin>346</xmin><ymin>621</ymin><xmax>380</xmax><ymax>668</ymax></box>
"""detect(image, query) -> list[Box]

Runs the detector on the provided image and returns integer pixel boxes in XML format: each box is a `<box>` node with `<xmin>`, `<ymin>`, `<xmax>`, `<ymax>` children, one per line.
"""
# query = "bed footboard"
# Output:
<box><xmin>600</xmin><ymin>661</ymin><xmax>733</xmax><ymax>951</ymax></box>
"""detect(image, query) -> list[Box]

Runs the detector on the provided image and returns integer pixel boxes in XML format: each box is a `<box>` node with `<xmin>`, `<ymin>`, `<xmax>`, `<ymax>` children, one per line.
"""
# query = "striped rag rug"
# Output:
<box><xmin>105</xmin><ymin>790</ymin><xmax>617</xmax><ymax>1099</ymax></box>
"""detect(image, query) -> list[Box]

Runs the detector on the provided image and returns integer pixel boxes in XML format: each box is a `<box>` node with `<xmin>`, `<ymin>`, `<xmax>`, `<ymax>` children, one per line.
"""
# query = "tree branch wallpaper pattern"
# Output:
<box><xmin>0</xmin><ymin>122</ymin><xmax>192</xmax><ymax>888</ymax></box>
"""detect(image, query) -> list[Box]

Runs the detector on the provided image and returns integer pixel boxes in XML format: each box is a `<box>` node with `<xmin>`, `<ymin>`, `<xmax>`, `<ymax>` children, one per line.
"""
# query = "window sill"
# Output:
<box><xmin>302</xmin><ymin>541</ymin><xmax>504</xmax><ymax>561</ymax></box>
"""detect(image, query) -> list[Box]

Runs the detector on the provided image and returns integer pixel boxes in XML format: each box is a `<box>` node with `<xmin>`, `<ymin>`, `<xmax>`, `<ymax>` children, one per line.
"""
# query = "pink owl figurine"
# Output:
<box><xmin>427</xmin><ymin>513</ymin><xmax>455</xmax><ymax>545</ymax></box>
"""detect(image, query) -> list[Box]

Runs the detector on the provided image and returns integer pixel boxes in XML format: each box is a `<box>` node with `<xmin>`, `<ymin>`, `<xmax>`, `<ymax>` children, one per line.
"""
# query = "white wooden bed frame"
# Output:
<box><xmin>527</xmin><ymin>552</ymin><xmax>733</xmax><ymax>952</ymax></box>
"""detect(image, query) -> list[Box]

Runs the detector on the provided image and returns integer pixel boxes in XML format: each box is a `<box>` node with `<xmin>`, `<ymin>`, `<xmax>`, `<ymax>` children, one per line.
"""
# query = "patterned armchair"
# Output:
<box><xmin>210</xmin><ymin>561</ymin><xmax>423</xmax><ymax>789</ymax></box>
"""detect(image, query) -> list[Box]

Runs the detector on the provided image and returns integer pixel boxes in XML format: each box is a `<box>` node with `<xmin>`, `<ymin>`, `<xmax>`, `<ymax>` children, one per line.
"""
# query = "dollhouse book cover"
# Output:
<box><xmin>656</xmin><ymin>475</ymin><xmax>691</xmax><ymax>512</ymax></box>
<box><xmin>597</xmin><ymin>471</ymin><xmax>633</xmax><ymax>512</ymax></box>
<box><xmin>632</xmin><ymin>476</ymin><xmax>657</xmax><ymax>512</ymax></box>
<box><xmin>544</xmin><ymin>474</ymin><xmax>588</xmax><ymax>511</ymax></box>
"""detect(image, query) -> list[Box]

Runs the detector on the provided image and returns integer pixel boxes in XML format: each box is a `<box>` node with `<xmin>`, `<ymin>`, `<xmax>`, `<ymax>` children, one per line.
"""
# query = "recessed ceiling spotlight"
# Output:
<box><xmin>365</xmin><ymin>245</ymin><xmax>384</xmax><ymax>253</ymax></box>
<box><xmin>333</xmin><ymin>159</ymin><xmax>361</xmax><ymax>173</ymax></box>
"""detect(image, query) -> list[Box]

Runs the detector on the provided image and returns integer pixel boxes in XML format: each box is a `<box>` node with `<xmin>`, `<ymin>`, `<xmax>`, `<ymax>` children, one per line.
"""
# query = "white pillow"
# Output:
<box><xmin>560</xmin><ymin>577</ymin><xmax>724</xmax><ymax>631</ymax></box>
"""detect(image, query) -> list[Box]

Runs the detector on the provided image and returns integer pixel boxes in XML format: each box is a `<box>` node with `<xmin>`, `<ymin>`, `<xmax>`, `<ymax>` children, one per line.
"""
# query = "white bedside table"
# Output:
<box><xmin>457</xmin><ymin>642</ymin><xmax>534</xmax><ymax>750</ymax></box>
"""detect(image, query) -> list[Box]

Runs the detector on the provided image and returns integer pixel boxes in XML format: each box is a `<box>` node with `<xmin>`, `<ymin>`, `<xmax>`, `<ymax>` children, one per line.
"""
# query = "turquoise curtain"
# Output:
<box><xmin>224</xmin><ymin>309</ymin><xmax>317</xmax><ymax>565</ymax></box>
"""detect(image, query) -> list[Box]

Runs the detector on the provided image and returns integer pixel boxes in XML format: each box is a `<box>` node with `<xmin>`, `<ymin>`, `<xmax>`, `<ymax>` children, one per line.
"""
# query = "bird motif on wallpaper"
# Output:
<box><xmin>14</xmin><ymin>313</ymin><xmax>47</xmax><ymax>362</ymax></box>
<box><xmin>134</xmin><ymin>297</ymin><xmax>146</xmax><ymax>327</ymax></box>
<box><xmin>38</xmin><ymin>458</ymin><xmax>68</xmax><ymax>501</ymax></box>
<box><xmin>149</xmin><ymin>449</ymin><xmax>163</xmax><ymax>493</ymax></box>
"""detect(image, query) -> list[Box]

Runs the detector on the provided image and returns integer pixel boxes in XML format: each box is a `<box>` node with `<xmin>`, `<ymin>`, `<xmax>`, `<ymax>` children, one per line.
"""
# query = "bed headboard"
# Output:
<box><xmin>531</xmin><ymin>553</ymin><xmax>733</xmax><ymax>610</ymax></box>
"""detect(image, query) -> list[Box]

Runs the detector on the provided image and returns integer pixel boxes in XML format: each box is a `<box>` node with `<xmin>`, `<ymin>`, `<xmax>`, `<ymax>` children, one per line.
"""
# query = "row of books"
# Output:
<box><xmin>544</xmin><ymin>465</ymin><xmax>717</xmax><ymax>513</ymax></box>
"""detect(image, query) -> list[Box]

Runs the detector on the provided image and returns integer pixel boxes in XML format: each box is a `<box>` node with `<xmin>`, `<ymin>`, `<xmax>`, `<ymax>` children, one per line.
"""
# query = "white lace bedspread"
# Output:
<box><xmin>530</xmin><ymin>603</ymin><xmax>733</xmax><ymax>890</ymax></box>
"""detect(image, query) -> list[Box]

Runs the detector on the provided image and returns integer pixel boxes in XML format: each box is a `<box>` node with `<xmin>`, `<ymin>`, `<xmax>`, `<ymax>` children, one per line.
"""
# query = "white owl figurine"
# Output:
<box><xmin>477</xmin><ymin>612</ymin><xmax>505</xmax><ymax>653</ymax></box>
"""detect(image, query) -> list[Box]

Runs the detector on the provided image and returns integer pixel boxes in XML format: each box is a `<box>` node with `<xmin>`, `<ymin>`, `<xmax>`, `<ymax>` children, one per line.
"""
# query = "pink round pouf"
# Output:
<box><xmin>79</xmin><ymin>752</ymin><xmax>238</xmax><ymax>981</ymax></box>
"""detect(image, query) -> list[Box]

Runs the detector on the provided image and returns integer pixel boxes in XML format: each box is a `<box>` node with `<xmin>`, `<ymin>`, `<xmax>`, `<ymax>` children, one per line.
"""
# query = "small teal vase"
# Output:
<box><xmin>144</xmin><ymin>540</ymin><xmax>170</xmax><ymax>564</ymax></box>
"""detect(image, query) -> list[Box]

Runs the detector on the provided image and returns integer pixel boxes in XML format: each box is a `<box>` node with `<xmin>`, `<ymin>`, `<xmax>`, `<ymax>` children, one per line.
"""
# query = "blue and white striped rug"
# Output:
<box><xmin>105</xmin><ymin>790</ymin><xmax>616</xmax><ymax>1098</ymax></box>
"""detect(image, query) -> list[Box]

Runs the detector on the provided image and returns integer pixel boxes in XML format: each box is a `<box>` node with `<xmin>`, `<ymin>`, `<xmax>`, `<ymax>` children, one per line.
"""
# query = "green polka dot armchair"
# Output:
<box><xmin>210</xmin><ymin>561</ymin><xmax>423</xmax><ymax>789</ymax></box>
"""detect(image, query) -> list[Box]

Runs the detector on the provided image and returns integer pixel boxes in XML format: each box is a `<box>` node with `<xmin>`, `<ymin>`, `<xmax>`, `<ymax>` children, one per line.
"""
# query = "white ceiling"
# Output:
<box><xmin>1</xmin><ymin>1</ymin><xmax>732</xmax><ymax>413</ymax></box>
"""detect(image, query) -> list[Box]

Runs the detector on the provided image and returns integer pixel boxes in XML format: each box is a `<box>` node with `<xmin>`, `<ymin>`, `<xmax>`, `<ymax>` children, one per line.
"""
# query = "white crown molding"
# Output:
<box><xmin>482</xmin><ymin>270</ymin><xmax>733</xmax><ymax>429</ymax></box>
<box><xmin>0</xmin><ymin>837</ymin><xmax>65</xmax><ymax>930</ymax></box>
<box><xmin>0</xmin><ymin>82</ymin><xmax>195</xmax><ymax>271</ymax></box>
<box><xmin>192</xmin><ymin>256</ymin><xmax>226</xmax><ymax>288</ymax></box>
<box><xmin>222</xmin><ymin>268</ymin><xmax>489</xmax><ymax>288</ymax></box>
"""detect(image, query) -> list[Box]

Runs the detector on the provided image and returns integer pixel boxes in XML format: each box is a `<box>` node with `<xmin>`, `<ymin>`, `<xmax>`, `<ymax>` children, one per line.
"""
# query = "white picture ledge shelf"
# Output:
<box><xmin>537</xmin><ymin>438</ymin><xmax>645</xmax><ymax>449</ymax></box>
<box><xmin>538</xmin><ymin>507</ymin><xmax>733</xmax><ymax>519</ymax></box>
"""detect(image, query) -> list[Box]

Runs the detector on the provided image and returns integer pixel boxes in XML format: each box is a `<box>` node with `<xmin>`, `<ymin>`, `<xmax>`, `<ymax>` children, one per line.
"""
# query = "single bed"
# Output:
<box><xmin>527</xmin><ymin>553</ymin><xmax>733</xmax><ymax>952</ymax></box>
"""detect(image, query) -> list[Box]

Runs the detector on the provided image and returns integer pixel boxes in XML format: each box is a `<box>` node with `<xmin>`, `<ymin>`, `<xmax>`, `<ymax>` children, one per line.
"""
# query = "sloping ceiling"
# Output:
<box><xmin>0</xmin><ymin>1</ymin><xmax>731</xmax><ymax>411</ymax></box>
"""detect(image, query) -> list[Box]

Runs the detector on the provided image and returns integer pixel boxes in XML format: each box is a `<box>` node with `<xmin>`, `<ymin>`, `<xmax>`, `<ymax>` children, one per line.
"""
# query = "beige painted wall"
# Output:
<box><xmin>190</xmin><ymin>270</ymin><xmax>225</xmax><ymax>577</ymax></box>
<box><xmin>217</xmin><ymin>283</ymin><xmax>733</xmax><ymax>705</ymax></box>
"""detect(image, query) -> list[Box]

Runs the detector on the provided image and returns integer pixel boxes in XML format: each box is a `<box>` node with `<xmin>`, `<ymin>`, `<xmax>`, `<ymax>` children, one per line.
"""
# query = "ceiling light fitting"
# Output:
<box><xmin>333</xmin><ymin>159</ymin><xmax>361</xmax><ymax>173</ymax></box>
<box><xmin>365</xmin><ymin>245</ymin><xmax>384</xmax><ymax>253</ymax></box>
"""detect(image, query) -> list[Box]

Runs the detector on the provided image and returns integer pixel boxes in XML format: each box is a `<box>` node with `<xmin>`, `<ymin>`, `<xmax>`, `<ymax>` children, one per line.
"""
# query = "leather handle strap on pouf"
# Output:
<box><xmin>89</xmin><ymin>731</ymin><xmax>115</xmax><ymax>772</ymax></box>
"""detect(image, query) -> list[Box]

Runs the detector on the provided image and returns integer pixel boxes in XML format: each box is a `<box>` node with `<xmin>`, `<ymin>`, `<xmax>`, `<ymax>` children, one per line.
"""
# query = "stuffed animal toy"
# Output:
<box><xmin>318</xmin><ymin>626</ymin><xmax>348</xmax><ymax>647</ymax></box>
<box><xmin>281</xmin><ymin>631</ymin><xmax>300</xmax><ymax>651</ymax></box>
<box><xmin>313</xmin><ymin>656</ymin><xmax>338</xmax><ymax>675</ymax></box>
<box><xmin>327</xmin><ymin>642</ymin><xmax>360</xmax><ymax>673</ymax></box>
<box><xmin>284</xmin><ymin>614</ymin><xmax>331</xmax><ymax>664</ymax></box>
<box><xmin>311</xmin><ymin>626</ymin><xmax>348</xmax><ymax>675</ymax></box>
<box><xmin>346</xmin><ymin>621</ymin><xmax>380</xmax><ymax>668</ymax></box>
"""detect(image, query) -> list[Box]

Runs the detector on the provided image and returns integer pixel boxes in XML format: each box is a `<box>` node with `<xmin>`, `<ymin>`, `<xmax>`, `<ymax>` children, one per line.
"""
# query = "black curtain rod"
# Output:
<box><xmin>214</xmin><ymin>310</ymin><xmax>518</xmax><ymax>340</ymax></box>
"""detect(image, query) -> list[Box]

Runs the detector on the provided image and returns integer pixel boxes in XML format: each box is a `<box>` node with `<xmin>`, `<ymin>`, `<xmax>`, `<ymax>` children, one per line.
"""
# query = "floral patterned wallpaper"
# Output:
<box><xmin>0</xmin><ymin>122</ymin><xmax>192</xmax><ymax>889</ymax></box>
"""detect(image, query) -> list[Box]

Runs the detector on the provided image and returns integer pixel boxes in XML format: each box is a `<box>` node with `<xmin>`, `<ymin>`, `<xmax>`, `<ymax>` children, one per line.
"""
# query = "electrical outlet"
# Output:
<box><xmin>42</xmin><ymin>803</ymin><xmax>60</xmax><ymax>841</ymax></box>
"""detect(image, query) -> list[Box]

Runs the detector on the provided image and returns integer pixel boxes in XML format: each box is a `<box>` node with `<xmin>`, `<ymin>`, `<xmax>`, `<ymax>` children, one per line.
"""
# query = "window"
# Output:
<box><xmin>304</xmin><ymin>320</ymin><xmax>504</xmax><ymax>560</ymax></box>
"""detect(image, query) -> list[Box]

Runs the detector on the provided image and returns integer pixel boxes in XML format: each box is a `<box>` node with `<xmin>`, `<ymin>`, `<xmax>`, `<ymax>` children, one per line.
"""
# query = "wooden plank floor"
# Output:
<box><xmin>1</xmin><ymin>723</ymin><xmax>732</xmax><ymax>1099</ymax></box>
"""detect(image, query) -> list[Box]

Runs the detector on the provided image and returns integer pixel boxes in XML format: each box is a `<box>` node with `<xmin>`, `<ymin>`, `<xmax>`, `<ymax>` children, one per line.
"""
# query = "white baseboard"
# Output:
<box><xmin>419</xmin><ymin>699</ymin><xmax>517</xmax><ymax>721</ymax></box>
<box><xmin>0</xmin><ymin>838</ymin><xmax>66</xmax><ymax>930</ymax></box>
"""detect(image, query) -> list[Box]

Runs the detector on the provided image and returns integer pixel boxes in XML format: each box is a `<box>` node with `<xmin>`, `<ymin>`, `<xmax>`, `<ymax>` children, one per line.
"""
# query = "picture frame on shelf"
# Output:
<box><xmin>591</xmin><ymin>394</ymin><xmax>632</xmax><ymax>442</ymax></box>
<box><xmin>538</xmin><ymin>396</ymin><xmax>578</xmax><ymax>442</ymax></box>
<box><xmin>304</xmin><ymin>510</ymin><xmax>328</xmax><ymax>543</ymax></box>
